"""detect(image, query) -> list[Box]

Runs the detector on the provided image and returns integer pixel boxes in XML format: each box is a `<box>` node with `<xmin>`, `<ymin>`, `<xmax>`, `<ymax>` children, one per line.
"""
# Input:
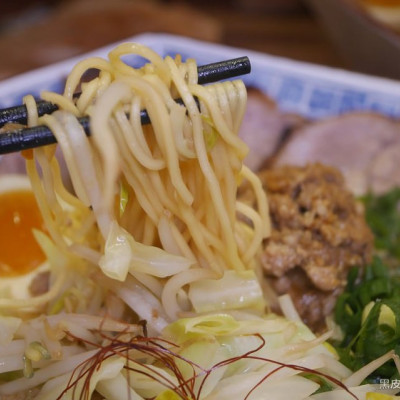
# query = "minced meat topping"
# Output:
<box><xmin>240</xmin><ymin>163</ymin><xmax>374</xmax><ymax>331</ymax></box>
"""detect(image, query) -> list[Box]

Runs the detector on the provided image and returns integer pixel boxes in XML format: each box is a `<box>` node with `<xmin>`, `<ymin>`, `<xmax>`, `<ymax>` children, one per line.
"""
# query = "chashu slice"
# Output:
<box><xmin>273</xmin><ymin>112</ymin><xmax>400</xmax><ymax>196</ymax></box>
<box><xmin>239</xmin><ymin>88</ymin><xmax>305</xmax><ymax>171</ymax></box>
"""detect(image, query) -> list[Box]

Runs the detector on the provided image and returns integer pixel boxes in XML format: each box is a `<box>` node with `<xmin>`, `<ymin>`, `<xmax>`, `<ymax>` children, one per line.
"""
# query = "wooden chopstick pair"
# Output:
<box><xmin>0</xmin><ymin>57</ymin><xmax>251</xmax><ymax>155</ymax></box>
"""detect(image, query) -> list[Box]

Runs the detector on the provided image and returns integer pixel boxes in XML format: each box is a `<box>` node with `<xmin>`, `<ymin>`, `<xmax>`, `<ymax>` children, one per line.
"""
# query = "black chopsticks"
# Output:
<box><xmin>0</xmin><ymin>57</ymin><xmax>250</xmax><ymax>129</ymax></box>
<box><xmin>0</xmin><ymin>56</ymin><xmax>250</xmax><ymax>154</ymax></box>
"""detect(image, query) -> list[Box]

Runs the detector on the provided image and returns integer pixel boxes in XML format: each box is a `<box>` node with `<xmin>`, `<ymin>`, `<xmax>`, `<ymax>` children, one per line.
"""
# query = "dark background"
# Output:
<box><xmin>0</xmin><ymin>0</ymin><xmax>346</xmax><ymax>80</ymax></box>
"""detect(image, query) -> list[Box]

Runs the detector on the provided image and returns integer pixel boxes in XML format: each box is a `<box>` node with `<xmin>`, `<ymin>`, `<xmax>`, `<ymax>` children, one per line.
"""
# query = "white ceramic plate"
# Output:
<box><xmin>2</xmin><ymin>33</ymin><xmax>400</xmax><ymax>120</ymax></box>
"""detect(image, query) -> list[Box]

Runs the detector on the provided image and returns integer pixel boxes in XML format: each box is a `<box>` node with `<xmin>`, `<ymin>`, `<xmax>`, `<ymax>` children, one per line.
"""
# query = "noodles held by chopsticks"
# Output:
<box><xmin>17</xmin><ymin>43</ymin><xmax>270</xmax><ymax>321</ymax></box>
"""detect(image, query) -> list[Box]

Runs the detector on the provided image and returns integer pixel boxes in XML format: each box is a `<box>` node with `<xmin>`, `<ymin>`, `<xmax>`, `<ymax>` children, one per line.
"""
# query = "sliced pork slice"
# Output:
<box><xmin>273</xmin><ymin>112</ymin><xmax>400</xmax><ymax>196</ymax></box>
<box><xmin>369</xmin><ymin>141</ymin><xmax>400</xmax><ymax>194</ymax></box>
<box><xmin>240</xmin><ymin>88</ymin><xmax>306</xmax><ymax>171</ymax></box>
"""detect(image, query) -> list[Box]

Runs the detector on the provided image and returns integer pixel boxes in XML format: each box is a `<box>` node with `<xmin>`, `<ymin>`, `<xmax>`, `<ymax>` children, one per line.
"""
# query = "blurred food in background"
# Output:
<box><xmin>0</xmin><ymin>0</ymin><xmax>346</xmax><ymax>80</ymax></box>
<box><xmin>358</xmin><ymin>0</ymin><xmax>400</xmax><ymax>30</ymax></box>
<box><xmin>5</xmin><ymin>0</ymin><xmax>400</xmax><ymax>82</ymax></box>
<box><xmin>0</xmin><ymin>0</ymin><xmax>222</xmax><ymax>80</ymax></box>
<box><xmin>306</xmin><ymin>0</ymin><xmax>400</xmax><ymax>79</ymax></box>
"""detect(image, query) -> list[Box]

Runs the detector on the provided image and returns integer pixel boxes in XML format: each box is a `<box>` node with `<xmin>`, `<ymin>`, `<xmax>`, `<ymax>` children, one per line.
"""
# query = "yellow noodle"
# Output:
<box><xmin>166</xmin><ymin>57</ymin><xmax>245</xmax><ymax>272</ymax></box>
<box><xmin>215</xmin><ymin>83</ymin><xmax>234</xmax><ymax>130</ymax></box>
<box><xmin>41</xmin><ymin>92</ymin><xmax>80</xmax><ymax>116</ymax></box>
<box><xmin>161</xmin><ymin>268</ymin><xmax>217</xmax><ymax>320</ymax></box>
<box><xmin>241</xmin><ymin>165</ymin><xmax>271</xmax><ymax>238</ymax></box>
<box><xmin>23</xmin><ymin>95</ymin><xmax>39</xmax><ymax>126</ymax></box>
<box><xmin>120</xmin><ymin>160</ymin><xmax>161</xmax><ymax>224</ymax></box>
<box><xmin>147</xmin><ymin>170</ymin><xmax>180</xmax><ymax>215</ymax></box>
<box><xmin>228</xmin><ymin>80</ymin><xmax>248</xmax><ymax>134</ymax></box>
<box><xmin>26</xmin><ymin>159</ymin><xmax>68</xmax><ymax>252</ymax></box>
<box><xmin>108</xmin><ymin>43</ymin><xmax>169</xmax><ymax>84</ymax></box>
<box><xmin>63</xmin><ymin>57</ymin><xmax>113</xmax><ymax>99</ymax></box>
<box><xmin>142</xmin><ymin>214</ymin><xmax>157</xmax><ymax>246</ymax></box>
<box><xmin>190</xmin><ymin>82</ymin><xmax>248</xmax><ymax>158</ymax></box>
<box><xmin>129</xmin><ymin>96</ymin><xmax>165</xmax><ymax>167</ymax></box>
<box><xmin>76</xmin><ymin>78</ymin><xmax>100</xmax><ymax>113</ymax></box>
<box><xmin>121</xmin><ymin>75</ymin><xmax>193</xmax><ymax>205</ymax></box>
<box><xmin>236</xmin><ymin>201</ymin><xmax>264</xmax><ymax>264</ymax></box>
<box><xmin>159</xmin><ymin>216</ymin><xmax>197</xmax><ymax>261</ymax></box>
<box><xmin>35</xmin><ymin>150</ymin><xmax>68</xmax><ymax>231</ymax></box>
<box><xmin>50</xmin><ymin>158</ymin><xmax>87</xmax><ymax>211</ymax></box>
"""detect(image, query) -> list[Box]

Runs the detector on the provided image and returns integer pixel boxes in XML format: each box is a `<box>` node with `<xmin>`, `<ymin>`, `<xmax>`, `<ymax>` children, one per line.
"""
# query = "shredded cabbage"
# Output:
<box><xmin>35</xmin><ymin>356</ymin><xmax>125</xmax><ymax>400</ymax></box>
<box><xmin>163</xmin><ymin>313</ymin><xmax>295</xmax><ymax>342</ymax></box>
<box><xmin>99</xmin><ymin>222</ymin><xmax>193</xmax><ymax>281</ymax></box>
<box><xmin>188</xmin><ymin>270</ymin><xmax>265</xmax><ymax>314</ymax></box>
<box><xmin>0</xmin><ymin>316</ymin><xmax>21</xmax><ymax>345</ymax></box>
<box><xmin>158</xmin><ymin>313</ymin><xmax>343</xmax><ymax>399</ymax></box>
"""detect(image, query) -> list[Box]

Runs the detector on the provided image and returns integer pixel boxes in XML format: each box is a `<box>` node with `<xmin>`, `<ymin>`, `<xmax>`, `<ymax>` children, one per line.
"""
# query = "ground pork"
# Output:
<box><xmin>240</xmin><ymin>163</ymin><xmax>374</xmax><ymax>331</ymax></box>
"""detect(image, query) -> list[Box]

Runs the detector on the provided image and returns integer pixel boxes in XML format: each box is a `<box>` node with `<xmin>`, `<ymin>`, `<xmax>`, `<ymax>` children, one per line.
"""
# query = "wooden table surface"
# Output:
<box><xmin>0</xmin><ymin>0</ymin><xmax>348</xmax><ymax>81</ymax></box>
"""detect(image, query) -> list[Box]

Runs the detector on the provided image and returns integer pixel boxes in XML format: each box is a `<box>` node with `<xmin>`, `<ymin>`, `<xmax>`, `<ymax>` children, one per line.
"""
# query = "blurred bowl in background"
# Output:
<box><xmin>305</xmin><ymin>0</ymin><xmax>400</xmax><ymax>80</ymax></box>
<box><xmin>358</xmin><ymin>0</ymin><xmax>400</xmax><ymax>30</ymax></box>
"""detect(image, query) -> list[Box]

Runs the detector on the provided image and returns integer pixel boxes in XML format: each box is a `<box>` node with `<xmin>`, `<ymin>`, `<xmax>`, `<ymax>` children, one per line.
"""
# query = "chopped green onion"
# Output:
<box><xmin>361</xmin><ymin>188</ymin><xmax>400</xmax><ymax>261</ymax></box>
<box><xmin>332</xmin><ymin>256</ymin><xmax>400</xmax><ymax>380</ymax></box>
<box><xmin>22</xmin><ymin>355</ymin><xmax>33</xmax><ymax>379</ymax></box>
<box><xmin>25</xmin><ymin>341</ymin><xmax>51</xmax><ymax>362</ymax></box>
<box><xmin>155</xmin><ymin>390</ymin><xmax>182</xmax><ymax>400</ymax></box>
